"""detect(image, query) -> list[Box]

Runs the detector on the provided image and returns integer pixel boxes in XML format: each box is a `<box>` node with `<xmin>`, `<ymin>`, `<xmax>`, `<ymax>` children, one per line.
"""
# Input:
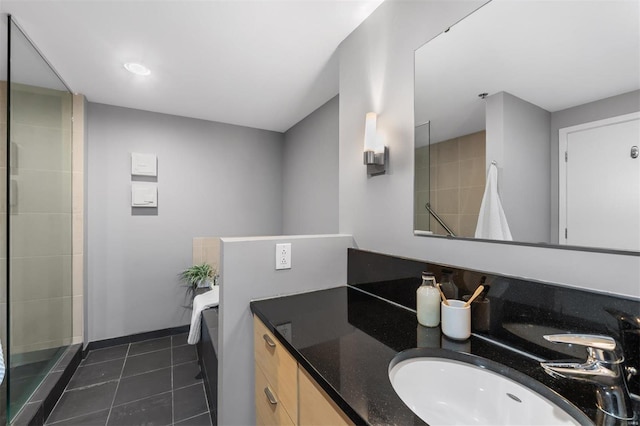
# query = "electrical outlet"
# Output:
<box><xmin>275</xmin><ymin>243</ymin><xmax>291</xmax><ymax>270</ymax></box>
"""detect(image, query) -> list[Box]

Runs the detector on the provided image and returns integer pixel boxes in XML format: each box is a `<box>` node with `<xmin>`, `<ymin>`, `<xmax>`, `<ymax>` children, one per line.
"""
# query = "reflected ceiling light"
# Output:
<box><xmin>124</xmin><ymin>62</ymin><xmax>151</xmax><ymax>76</ymax></box>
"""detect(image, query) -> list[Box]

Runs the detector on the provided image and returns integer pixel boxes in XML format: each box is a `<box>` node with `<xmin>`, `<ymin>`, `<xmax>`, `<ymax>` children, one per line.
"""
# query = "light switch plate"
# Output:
<box><xmin>131</xmin><ymin>182</ymin><xmax>158</xmax><ymax>207</ymax></box>
<box><xmin>275</xmin><ymin>243</ymin><xmax>291</xmax><ymax>270</ymax></box>
<box><xmin>131</xmin><ymin>152</ymin><xmax>157</xmax><ymax>177</ymax></box>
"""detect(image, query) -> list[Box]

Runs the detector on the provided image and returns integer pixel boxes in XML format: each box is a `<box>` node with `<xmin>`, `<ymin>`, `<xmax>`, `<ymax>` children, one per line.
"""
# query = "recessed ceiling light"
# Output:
<box><xmin>124</xmin><ymin>62</ymin><xmax>151</xmax><ymax>76</ymax></box>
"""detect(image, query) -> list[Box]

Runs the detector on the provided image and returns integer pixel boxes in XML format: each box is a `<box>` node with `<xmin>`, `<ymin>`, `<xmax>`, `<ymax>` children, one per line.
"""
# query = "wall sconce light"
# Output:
<box><xmin>363</xmin><ymin>112</ymin><xmax>388</xmax><ymax>176</ymax></box>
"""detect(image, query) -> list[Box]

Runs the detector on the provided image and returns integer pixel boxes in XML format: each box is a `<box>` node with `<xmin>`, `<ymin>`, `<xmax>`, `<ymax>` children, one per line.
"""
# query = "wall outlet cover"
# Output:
<box><xmin>275</xmin><ymin>243</ymin><xmax>291</xmax><ymax>270</ymax></box>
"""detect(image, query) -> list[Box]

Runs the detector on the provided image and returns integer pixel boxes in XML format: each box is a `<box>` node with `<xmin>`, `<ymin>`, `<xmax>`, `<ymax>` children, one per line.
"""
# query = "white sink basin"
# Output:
<box><xmin>389</xmin><ymin>351</ymin><xmax>590</xmax><ymax>425</ymax></box>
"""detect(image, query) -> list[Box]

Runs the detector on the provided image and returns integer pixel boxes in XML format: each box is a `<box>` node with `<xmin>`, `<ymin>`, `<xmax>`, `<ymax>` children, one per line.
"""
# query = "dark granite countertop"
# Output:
<box><xmin>249</xmin><ymin>285</ymin><xmax>627</xmax><ymax>425</ymax></box>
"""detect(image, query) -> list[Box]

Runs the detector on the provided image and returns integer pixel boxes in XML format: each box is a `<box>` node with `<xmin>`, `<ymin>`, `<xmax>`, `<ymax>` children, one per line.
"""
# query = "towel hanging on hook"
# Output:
<box><xmin>475</xmin><ymin>162</ymin><xmax>512</xmax><ymax>241</ymax></box>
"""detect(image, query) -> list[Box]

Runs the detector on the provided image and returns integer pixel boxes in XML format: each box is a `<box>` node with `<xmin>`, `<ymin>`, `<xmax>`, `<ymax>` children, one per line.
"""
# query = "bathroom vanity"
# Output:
<box><xmin>250</xmin><ymin>249</ymin><xmax>640</xmax><ymax>425</ymax></box>
<box><xmin>253</xmin><ymin>315</ymin><xmax>353</xmax><ymax>425</ymax></box>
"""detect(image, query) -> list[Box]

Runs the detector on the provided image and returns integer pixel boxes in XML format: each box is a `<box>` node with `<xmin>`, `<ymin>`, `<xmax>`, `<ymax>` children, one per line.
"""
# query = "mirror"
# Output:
<box><xmin>414</xmin><ymin>0</ymin><xmax>640</xmax><ymax>253</ymax></box>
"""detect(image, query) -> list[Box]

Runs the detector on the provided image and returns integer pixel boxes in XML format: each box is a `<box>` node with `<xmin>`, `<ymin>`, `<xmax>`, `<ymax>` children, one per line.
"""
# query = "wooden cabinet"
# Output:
<box><xmin>298</xmin><ymin>367</ymin><xmax>353</xmax><ymax>426</ymax></box>
<box><xmin>255</xmin><ymin>363</ymin><xmax>295</xmax><ymax>426</ymax></box>
<box><xmin>254</xmin><ymin>315</ymin><xmax>298</xmax><ymax>425</ymax></box>
<box><xmin>254</xmin><ymin>315</ymin><xmax>354</xmax><ymax>426</ymax></box>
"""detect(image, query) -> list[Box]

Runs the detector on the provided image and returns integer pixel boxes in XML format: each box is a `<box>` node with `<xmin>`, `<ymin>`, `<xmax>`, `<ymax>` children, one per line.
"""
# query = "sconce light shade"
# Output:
<box><xmin>364</xmin><ymin>112</ymin><xmax>378</xmax><ymax>152</ymax></box>
<box><xmin>363</xmin><ymin>112</ymin><xmax>388</xmax><ymax>176</ymax></box>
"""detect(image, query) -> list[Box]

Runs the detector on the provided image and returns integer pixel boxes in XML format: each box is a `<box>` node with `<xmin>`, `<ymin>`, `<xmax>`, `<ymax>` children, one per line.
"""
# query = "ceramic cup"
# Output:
<box><xmin>441</xmin><ymin>300</ymin><xmax>471</xmax><ymax>340</ymax></box>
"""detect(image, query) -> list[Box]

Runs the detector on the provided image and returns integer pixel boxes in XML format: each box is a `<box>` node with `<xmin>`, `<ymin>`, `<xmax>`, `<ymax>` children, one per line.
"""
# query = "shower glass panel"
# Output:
<box><xmin>4</xmin><ymin>17</ymin><xmax>73</xmax><ymax>422</ymax></box>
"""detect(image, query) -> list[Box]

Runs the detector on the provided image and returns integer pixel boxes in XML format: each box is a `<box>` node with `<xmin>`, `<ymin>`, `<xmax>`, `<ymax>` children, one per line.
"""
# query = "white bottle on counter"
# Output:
<box><xmin>417</xmin><ymin>272</ymin><xmax>440</xmax><ymax>327</ymax></box>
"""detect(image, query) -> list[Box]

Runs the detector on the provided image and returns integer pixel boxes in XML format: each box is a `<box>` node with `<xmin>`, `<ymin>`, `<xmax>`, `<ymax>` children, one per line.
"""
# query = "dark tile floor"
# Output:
<box><xmin>45</xmin><ymin>334</ymin><xmax>212</xmax><ymax>426</ymax></box>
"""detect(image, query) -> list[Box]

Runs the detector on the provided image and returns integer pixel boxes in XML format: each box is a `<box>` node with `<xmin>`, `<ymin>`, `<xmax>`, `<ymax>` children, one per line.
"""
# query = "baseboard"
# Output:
<box><xmin>84</xmin><ymin>325</ymin><xmax>190</xmax><ymax>356</ymax></box>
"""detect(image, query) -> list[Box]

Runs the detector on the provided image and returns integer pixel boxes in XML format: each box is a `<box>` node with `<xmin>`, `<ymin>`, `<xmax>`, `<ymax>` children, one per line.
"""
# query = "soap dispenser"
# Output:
<box><xmin>417</xmin><ymin>272</ymin><xmax>440</xmax><ymax>327</ymax></box>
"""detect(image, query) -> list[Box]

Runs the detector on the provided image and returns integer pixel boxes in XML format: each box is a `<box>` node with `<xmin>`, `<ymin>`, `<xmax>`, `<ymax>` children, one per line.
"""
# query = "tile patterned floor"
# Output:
<box><xmin>45</xmin><ymin>334</ymin><xmax>212</xmax><ymax>426</ymax></box>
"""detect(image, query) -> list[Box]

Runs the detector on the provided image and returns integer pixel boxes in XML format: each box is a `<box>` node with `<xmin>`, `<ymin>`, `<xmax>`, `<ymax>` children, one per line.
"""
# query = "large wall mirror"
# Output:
<box><xmin>414</xmin><ymin>0</ymin><xmax>639</xmax><ymax>254</ymax></box>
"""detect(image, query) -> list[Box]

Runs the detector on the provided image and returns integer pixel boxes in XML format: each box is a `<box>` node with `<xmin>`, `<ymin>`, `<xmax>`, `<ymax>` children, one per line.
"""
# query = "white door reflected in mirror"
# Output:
<box><xmin>559</xmin><ymin>113</ymin><xmax>640</xmax><ymax>252</ymax></box>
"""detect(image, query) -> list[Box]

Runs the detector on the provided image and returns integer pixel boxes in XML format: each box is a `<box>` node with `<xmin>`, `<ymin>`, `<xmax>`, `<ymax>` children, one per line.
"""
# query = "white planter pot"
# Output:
<box><xmin>197</xmin><ymin>278</ymin><xmax>212</xmax><ymax>289</ymax></box>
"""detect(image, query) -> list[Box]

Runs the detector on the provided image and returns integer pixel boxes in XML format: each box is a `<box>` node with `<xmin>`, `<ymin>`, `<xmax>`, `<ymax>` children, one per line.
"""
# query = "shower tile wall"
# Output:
<box><xmin>414</xmin><ymin>142</ymin><xmax>430</xmax><ymax>232</ymax></box>
<box><xmin>0</xmin><ymin>83</ymin><xmax>84</xmax><ymax>423</ymax></box>
<box><xmin>71</xmin><ymin>94</ymin><xmax>85</xmax><ymax>345</ymax></box>
<box><xmin>9</xmin><ymin>84</ymin><xmax>73</xmax><ymax>357</ymax></box>
<box><xmin>0</xmin><ymin>80</ymin><xmax>7</xmax><ymax>426</ymax></box>
<box><xmin>415</xmin><ymin>130</ymin><xmax>486</xmax><ymax>237</ymax></box>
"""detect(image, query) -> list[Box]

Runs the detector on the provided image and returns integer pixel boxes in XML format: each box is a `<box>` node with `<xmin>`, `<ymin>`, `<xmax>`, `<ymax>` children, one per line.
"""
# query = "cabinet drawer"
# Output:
<box><xmin>253</xmin><ymin>315</ymin><xmax>298</xmax><ymax>421</ymax></box>
<box><xmin>299</xmin><ymin>367</ymin><xmax>353</xmax><ymax>426</ymax></box>
<box><xmin>255</xmin><ymin>365</ymin><xmax>295</xmax><ymax>426</ymax></box>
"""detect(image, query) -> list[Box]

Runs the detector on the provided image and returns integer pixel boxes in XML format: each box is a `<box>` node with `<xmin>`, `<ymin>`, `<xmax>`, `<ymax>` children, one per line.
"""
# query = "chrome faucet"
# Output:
<box><xmin>540</xmin><ymin>334</ymin><xmax>636</xmax><ymax>421</ymax></box>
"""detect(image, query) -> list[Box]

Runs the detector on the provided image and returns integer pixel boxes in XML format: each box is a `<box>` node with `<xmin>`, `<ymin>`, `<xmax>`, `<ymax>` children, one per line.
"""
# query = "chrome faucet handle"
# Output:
<box><xmin>542</xmin><ymin>334</ymin><xmax>636</xmax><ymax>421</ymax></box>
<box><xmin>543</xmin><ymin>334</ymin><xmax>624</xmax><ymax>364</ymax></box>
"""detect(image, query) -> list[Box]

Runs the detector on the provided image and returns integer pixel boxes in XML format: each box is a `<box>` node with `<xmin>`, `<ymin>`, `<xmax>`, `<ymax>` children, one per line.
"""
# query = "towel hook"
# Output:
<box><xmin>491</xmin><ymin>160</ymin><xmax>498</xmax><ymax>166</ymax></box>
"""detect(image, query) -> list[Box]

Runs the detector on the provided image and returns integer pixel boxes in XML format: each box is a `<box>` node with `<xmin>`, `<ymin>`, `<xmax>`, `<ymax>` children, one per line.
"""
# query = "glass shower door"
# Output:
<box><xmin>5</xmin><ymin>17</ymin><xmax>73</xmax><ymax>422</ymax></box>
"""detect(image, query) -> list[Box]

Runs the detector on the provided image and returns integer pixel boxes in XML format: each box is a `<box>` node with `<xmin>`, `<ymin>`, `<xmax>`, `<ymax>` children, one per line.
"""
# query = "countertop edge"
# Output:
<box><xmin>250</xmin><ymin>302</ymin><xmax>368</xmax><ymax>425</ymax></box>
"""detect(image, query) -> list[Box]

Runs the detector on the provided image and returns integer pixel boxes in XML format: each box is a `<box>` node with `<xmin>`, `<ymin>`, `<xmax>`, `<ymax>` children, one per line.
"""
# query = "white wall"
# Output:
<box><xmin>338</xmin><ymin>0</ymin><xmax>640</xmax><ymax>298</ymax></box>
<box><xmin>218</xmin><ymin>234</ymin><xmax>353</xmax><ymax>426</ymax></box>
<box><xmin>87</xmin><ymin>103</ymin><xmax>284</xmax><ymax>342</ymax></box>
<box><xmin>283</xmin><ymin>95</ymin><xmax>339</xmax><ymax>235</ymax></box>
<box><xmin>486</xmin><ymin>91</ymin><xmax>551</xmax><ymax>243</ymax></box>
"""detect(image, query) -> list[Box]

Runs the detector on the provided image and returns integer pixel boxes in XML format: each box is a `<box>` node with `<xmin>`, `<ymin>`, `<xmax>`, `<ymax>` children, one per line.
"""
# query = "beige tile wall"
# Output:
<box><xmin>72</xmin><ymin>94</ymin><xmax>85</xmax><ymax>344</ymax></box>
<box><xmin>6</xmin><ymin>84</ymin><xmax>81</xmax><ymax>355</ymax></box>
<box><xmin>415</xmin><ymin>130</ymin><xmax>486</xmax><ymax>238</ymax></box>
<box><xmin>192</xmin><ymin>237</ymin><xmax>221</xmax><ymax>274</ymax></box>
<box><xmin>414</xmin><ymin>145</ymin><xmax>431</xmax><ymax>231</ymax></box>
<box><xmin>0</xmin><ymin>83</ymin><xmax>85</xmax><ymax>422</ymax></box>
<box><xmin>0</xmin><ymin>81</ymin><xmax>6</xmax><ymax>357</ymax></box>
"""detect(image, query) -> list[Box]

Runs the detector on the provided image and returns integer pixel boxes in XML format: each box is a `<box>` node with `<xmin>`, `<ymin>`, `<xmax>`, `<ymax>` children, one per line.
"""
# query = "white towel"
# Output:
<box><xmin>0</xmin><ymin>339</ymin><xmax>4</xmax><ymax>385</ymax></box>
<box><xmin>475</xmin><ymin>163</ymin><xmax>513</xmax><ymax>241</ymax></box>
<box><xmin>187</xmin><ymin>286</ymin><xmax>220</xmax><ymax>345</ymax></box>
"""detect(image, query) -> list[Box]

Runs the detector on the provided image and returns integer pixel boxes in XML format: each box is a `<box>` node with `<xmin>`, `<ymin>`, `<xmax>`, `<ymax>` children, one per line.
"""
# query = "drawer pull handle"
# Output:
<box><xmin>263</xmin><ymin>334</ymin><xmax>276</xmax><ymax>348</ymax></box>
<box><xmin>264</xmin><ymin>387</ymin><xmax>278</xmax><ymax>405</ymax></box>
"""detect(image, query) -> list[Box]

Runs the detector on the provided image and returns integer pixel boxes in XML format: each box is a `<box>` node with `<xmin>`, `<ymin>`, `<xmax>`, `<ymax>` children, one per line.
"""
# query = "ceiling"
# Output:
<box><xmin>0</xmin><ymin>0</ymin><xmax>384</xmax><ymax>132</ymax></box>
<box><xmin>414</xmin><ymin>0</ymin><xmax>640</xmax><ymax>145</ymax></box>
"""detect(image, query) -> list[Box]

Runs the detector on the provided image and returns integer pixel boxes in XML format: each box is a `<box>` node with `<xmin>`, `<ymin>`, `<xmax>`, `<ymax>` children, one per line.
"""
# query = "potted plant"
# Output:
<box><xmin>180</xmin><ymin>263</ymin><xmax>217</xmax><ymax>290</ymax></box>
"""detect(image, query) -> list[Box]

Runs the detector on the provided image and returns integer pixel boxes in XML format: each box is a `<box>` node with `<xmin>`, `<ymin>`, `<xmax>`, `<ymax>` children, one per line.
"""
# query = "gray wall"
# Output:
<box><xmin>549</xmin><ymin>90</ymin><xmax>640</xmax><ymax>242</ymax></box>
<box><xmin>338</xmin><ymin>0</ymin><xmax>640</xmax><ymax>298</ymax></box>
<box><xmin>486</xmin><ymin>91</ymin><xmax>551</xmax><ymax>243</ymax></box>
<box><xmin>282</xmin><ymin>95</ymin><xmax>339</xmax><ymax>235</ymax></box>
<box><xmin>218</xmin><ymin>234</ymin><xmax>353</xmax><ymax>425</ymax></box>
<box><xmin>87</xmin><ymin>103</ymin><xmax>284</xmax><ymax>342</ymax></box>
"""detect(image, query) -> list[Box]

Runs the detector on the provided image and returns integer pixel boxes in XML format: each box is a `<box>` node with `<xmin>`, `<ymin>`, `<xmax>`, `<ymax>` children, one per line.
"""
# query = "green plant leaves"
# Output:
<box><xmin>180</xmin><ymin>263</ymin><xmax>216</xmax><ymax>289</ymax></box>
